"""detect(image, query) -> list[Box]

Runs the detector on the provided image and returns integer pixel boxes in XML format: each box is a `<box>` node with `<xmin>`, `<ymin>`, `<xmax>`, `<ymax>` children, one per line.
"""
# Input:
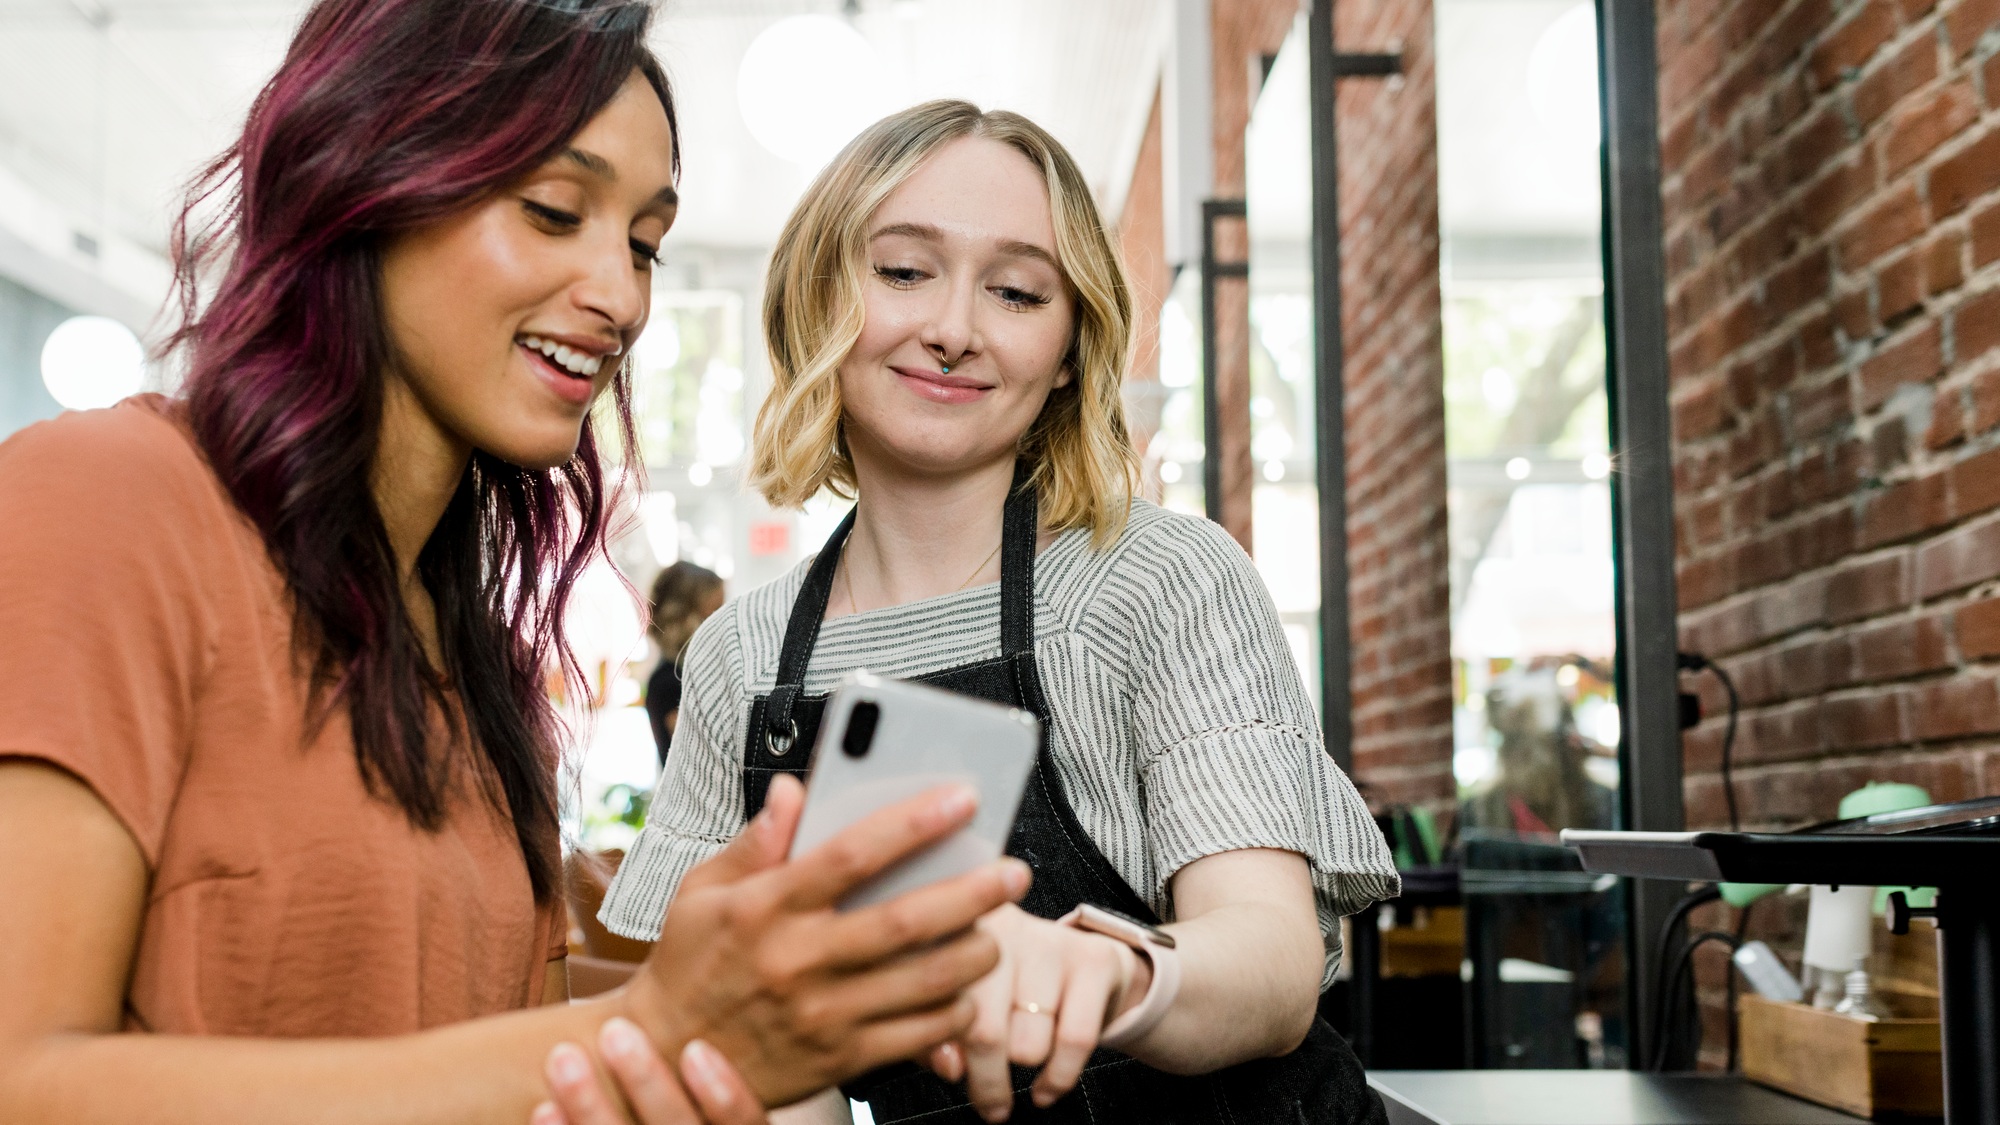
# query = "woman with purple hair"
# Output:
<box><xmin>0</xmin><ymin>1</ymin><xmax>1026</xmax><ymax>1122</ymax></box>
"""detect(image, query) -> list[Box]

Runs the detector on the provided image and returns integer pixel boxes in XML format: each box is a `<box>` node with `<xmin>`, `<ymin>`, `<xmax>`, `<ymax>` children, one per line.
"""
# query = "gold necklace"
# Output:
<box><xmin>957</xmin><ymin>540</ymin><xmax>1004</xmax><ymax>589</ymax></box>
<box><xmin>840</xmin><ymin>536</ymin><xmax>1002</xmax><ymax>616</ymax></box>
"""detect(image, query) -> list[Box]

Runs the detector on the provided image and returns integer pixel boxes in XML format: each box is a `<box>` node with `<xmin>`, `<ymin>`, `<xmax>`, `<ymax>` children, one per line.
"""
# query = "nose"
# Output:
<box><xmin>920</xmin><ymin>272</ymin><xmax>978</xmax><ymax>368</ymax></box>
<box><xmin>573</xmin><ymin>232</ymin><xmax>648</xmax><ymax>338</ymax></box>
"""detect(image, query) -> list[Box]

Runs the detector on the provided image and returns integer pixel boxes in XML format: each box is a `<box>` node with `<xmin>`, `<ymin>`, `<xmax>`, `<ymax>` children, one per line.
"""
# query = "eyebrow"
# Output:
<box><xmin>870</xmin><ymin>221</ymin><xmax>1060</xmax><ymax>271</ymax></box>
<box><xmin>562</xmin><ymin>147</ymin><xmax>679</xmax><ymax>209</ymax></box>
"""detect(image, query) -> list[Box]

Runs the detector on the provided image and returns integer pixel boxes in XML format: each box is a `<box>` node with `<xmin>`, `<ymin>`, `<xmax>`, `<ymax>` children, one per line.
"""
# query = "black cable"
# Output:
<box><xmin>1710</xmin><ymin>665</ymin><xmax>1740</xmax><ymax>832</ymax></box>
<box><xmin>1650</xmin><ymin>930</ymin><xmax>1742</xmax><ymax>1071</ymax></box>
<box><xmin>1648</xmin><ymin>886</ymin><xmax>1720</xmax><ymax>1070</ymax></box>
<box><xmin>1678</xmin><ymin>652</ymin><xmax>1741</xmax><ymax>832</ymax></box>
<box><xmin>1725</xmin><ymin>901</ymin><xmax>1754</xmax><ymax>1071</ymax></box>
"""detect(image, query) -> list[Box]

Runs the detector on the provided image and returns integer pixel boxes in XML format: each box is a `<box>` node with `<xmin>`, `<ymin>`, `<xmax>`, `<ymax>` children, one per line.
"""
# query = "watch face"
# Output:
<box><xmin>1089</xmin><ymin>904</ymin><xmax>1177</xmax><ymax>948</ymax></box>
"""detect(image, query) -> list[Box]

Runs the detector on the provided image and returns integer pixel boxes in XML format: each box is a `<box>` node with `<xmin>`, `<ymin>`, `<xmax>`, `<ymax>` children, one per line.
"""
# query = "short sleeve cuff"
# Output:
<box><xmin>0</xmin><ymin>741</ymin><xmax>167</xmax><ymax>866</ymax></box>
<box><xmin>1142</xmin><ymin>722</ymin><xmax>1400</xmax><ymax>981</ymax></box>
<box><xmin>597</xmin><ymin>822</ymin><xmax>729</xmax><ymax>941</ymax></box>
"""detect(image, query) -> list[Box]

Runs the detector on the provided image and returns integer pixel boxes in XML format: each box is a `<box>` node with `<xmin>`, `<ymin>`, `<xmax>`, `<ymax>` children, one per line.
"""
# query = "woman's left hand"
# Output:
<box><xmin>531</xmin><ymin>1019</ymin><xmax>769</xmax><ymax>1125</ymax></box>
<box><xmin>950</xmin><ymin>904</ymin><xmax>1151</xmax><ymax>1121</ymax></box>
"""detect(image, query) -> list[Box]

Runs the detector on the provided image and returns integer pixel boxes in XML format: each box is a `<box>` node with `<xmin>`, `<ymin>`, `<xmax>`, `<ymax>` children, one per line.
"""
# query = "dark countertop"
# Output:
<box><xmin>1368</xmin><ymin>1071</ymin><xmax>1875</xmax><ymax>1125</ymax></box>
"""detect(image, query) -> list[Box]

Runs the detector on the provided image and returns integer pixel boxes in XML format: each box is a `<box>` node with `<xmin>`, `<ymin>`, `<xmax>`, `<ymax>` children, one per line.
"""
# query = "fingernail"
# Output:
<box><xmin>1033</xmin><ymin>1089</ymin><xmax>1055</xmax><ymax>1108</ymax></box>
<box><xmin>548</xmin><ymin>1042</ymin><xmax>590</xmax><ymax>1086</ymax></box>
<box><xmin>936</xmin><ymin>785</ymin><xmax>977</xmax><ymax>823</ymax></box>
<box><xmin>599</xmin><ymin>1016</ymin><xmax>645</xmax><ymax>1060</ymax></box>
<box><xmin>1001</xmin><ymin>858</ymin><xmax>1031</xmax><ymax>897</ymax></box>
<box><xmin>530</xmin><ymin>1101</ymin><xmax>562</xmax><ymax>1125</ymax></box>
<box><xmin>681</xmin><ymin>1038</ymin><xmax>731</xmax><ymax>1103</ymax></box>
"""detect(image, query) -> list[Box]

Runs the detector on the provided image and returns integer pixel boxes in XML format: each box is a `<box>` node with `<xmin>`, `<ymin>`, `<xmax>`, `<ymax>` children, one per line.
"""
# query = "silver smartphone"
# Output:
<box><xmin>788</xmin><ymin>671</ymin><xmax>1039</xmax><ymax>910</ymax></box>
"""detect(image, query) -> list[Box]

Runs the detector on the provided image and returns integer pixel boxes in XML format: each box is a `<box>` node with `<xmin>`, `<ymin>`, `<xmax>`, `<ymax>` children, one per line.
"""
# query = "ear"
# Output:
<box><xmin>1052</xmin><ymin>363</ymin><xmax>1076</xmax><ymax>390</ymax></box>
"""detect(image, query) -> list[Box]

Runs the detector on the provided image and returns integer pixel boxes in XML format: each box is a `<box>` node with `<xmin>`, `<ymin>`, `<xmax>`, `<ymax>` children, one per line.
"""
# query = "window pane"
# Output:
<box><xmin>1437</xmin><ymin>0</ymin><xmax>1626</xmax><ymax>1069</ymax></box>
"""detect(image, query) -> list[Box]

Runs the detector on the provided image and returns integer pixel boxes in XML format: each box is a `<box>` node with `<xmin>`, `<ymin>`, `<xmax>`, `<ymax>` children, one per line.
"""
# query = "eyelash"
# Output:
<box><xmin>996</xmin><ymin>285</ymin><xmax>1051</xmax><ymax>308</ymax></box>
<box><xmin>524</xmin><ymin>200</ymin><xmax>580</xmax><ymax>228</ymax></box>
<box><xmin>523</xmin><ymin>200</ymin><xmax>664</xmax><ymax>267</ymax></box>
<box><xmin>872</xmin><ymin>265</ymin><xmax>1050</xmax><ymax>309</ymax></box>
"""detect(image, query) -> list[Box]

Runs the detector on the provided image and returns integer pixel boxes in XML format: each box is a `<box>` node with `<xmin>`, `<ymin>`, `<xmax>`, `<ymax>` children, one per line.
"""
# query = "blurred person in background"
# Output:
<box><xmin>1458</xmin><ymin>664</ymin><xmax>1616</xmax><ymax>839</ymax></box>
<box><xmin>0</xmin><ymin>2</ymin><xmax>1029</xmax><ymax>1123</ymax></box>
<box><xmin>647</xmin><ymin>561</ymin><xmax>726</xmax><ymax>762</ymax></box>
<box><xmin>599</xmin><ymin>101</ymin><xmax>1399</xmax><ymax>1125</ymax></box>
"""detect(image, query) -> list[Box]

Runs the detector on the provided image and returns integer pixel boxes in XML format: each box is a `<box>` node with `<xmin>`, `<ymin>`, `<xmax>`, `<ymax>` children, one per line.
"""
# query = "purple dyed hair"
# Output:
<box><xmin>167</xmin><ymin>0</ymin><xmax>679</xmax><ymax>900</ymax></box>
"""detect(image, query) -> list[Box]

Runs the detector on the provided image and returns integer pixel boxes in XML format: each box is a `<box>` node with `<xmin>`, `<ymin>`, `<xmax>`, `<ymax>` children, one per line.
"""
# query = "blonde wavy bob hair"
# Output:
<box><xmin>748</xmin><ymin>100</ymin><xmax>1139</xmax><ymax>545</ymax></box>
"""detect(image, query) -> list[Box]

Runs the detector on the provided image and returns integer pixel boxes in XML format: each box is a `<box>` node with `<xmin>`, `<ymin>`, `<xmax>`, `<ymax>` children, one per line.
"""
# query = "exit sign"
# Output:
<box><xmin>748</xmin><ymin>522</ymin><xmax>790</xmax><ymax>557</ymax></box>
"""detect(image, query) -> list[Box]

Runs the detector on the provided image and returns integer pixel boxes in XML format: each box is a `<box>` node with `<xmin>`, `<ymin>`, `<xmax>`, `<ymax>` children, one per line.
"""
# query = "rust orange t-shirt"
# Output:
<box><xmin>0</xmin><ymin>396</ymin><xmax>567</xmax><ymax>1036</ymax></box>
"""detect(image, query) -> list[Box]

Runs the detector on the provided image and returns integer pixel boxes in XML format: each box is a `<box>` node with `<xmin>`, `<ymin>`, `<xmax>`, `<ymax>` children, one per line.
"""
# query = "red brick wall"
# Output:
<box><xmin>1119</xmin><ymin>88</ymin><xmax>1168</xmax><ymax>395</ymax></box>
<box><xmin>1118</xmin><ymin>86</ymin><xmax>1168</xmax><ymax>502</ymax></box>
<box><xmin>1210</xmin><ymin>0</ymin><xmax>1300</xmax><ymax>547</ymax></box>
<box><xmin>1335</xmin><ymin>0</ymin><xmax>1455</xmax><ymax>807</ymax></box>
<box><xmin>1659</xmin><ymin>0</ymin><xmax>2000</xmax><ymax>1063</ymax></box>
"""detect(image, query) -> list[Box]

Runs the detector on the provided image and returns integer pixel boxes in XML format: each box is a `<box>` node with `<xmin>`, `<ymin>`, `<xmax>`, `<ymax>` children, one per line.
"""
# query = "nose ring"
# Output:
<box><xmin>942</xmin><ymin>363</ymin><xmax>952</xmax><ymax>374</ymax></box>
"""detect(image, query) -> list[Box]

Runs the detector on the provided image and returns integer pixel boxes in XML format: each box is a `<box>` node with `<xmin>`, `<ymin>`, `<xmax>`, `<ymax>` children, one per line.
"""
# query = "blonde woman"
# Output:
<box><xmin>601</xmin><ymin>101</ymin><xmax>1398</xmax><ymax>1125</ymax></box>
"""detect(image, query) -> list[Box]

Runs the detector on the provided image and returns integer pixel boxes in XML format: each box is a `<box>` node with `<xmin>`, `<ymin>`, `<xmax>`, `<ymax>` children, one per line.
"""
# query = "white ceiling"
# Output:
<box><xmin>1436</xmin><ymin>0</ymin><xmax>1604</xmax><ymax>235</ymax></box>
<box><xmin>1236</xmin><ymin>0</ymin><xmax>1603</xmax><ymax>286</ymax></box>
<box><xmin>656</xmin><ymin>1</ymin><xmax>1169</xmax><ymax>247</ymax></box>
<box><xmin>0</xmin><ymin>0</ymin><xmax>1167</xmax><ymax>316</ymax></box>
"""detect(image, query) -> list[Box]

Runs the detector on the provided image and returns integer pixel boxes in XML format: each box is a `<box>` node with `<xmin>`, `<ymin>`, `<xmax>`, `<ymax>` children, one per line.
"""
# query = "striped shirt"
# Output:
<box><xmin>600</xmin><ymin>501</ymin><xmax>1399</xmax><ymax>983</ymax></box>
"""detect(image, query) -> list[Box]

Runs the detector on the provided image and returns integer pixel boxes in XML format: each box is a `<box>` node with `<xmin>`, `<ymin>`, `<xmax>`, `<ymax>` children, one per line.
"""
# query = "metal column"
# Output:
<box><xmin>1307</xmin><ymin>0</ymin><xmax>1355</xmax><ymax>777</ymax></box>
<box><xmin>1937</xmin><ymin>889</ymin><xmax>2000</xmax><ymax>1123</ymax></box>
<box><xmin>1198</xmin><ymin>198</ymin><xmax>1247</xmax><ymax>526</ymax></box>
<box><xmin>1597</xmin><ymin>0</ymin><xmax>1685</xmax><ymax>1072</ymax></box>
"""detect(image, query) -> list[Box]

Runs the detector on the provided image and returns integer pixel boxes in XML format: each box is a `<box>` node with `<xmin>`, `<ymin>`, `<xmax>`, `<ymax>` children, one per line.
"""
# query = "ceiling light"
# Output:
<box><xmin>1505</xmin><ymin>457</ymin><xmax>1532</xmax><ymax>481</ymax></box>
<box><xmin>737</xmin><ymin>15</ymin><xmax>887</xmax><ymax>168</ymax></box>
<box><xmin>40</xmin><ymin>315</ymin><xmax>145</xmax><ymax>410</ymax></box>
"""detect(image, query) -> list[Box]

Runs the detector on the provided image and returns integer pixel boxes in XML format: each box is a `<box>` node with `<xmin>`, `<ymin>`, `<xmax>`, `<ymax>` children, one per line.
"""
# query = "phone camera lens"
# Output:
<box><xmin>842</xmin><ymin>701</ymin><xmax>879</xmax><ymax>758</ymax></box>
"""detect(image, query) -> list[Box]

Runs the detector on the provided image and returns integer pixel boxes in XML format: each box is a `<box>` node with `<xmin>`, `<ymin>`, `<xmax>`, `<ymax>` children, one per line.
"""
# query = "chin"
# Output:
<box><xmin>510</xmin><ymin>448</ymin><xmax>582</xmax><ymax>471</ymax></box>
<box><xmin>893</xmin><ymin>433</ymin><xmax>1017</xmax><ymax>475</ymax></box>
<box><xmin>478</xmin><ymin>427</ymin><xmax>587</xmax><ymax>471</ymax></box>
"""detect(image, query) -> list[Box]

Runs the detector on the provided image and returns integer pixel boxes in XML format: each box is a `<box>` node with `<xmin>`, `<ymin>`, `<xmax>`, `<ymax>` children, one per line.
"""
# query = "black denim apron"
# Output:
<box><xmin>742</xmin><ymin>468</ymin><xmax>1386</xmax><ymax>1125</ymax></box>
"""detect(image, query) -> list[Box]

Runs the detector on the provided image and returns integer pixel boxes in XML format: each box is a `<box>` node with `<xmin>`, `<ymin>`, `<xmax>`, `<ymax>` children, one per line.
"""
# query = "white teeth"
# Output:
<box><xmin>519</xmin><ymin>335</ymin><xmax>599</xmax><ymax>377</ymax></box>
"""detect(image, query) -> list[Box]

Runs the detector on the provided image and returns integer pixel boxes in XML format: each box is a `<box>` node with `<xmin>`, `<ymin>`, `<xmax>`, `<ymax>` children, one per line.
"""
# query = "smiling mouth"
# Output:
<box><xmin>891</xmin><ymin>365</ymin><xmax>992</xmax><ymax>391</ymax></box>
<box><xmin>519</xmin><ymin>334</ymin><xmax>606</xmax><ymax>378</ymax></box>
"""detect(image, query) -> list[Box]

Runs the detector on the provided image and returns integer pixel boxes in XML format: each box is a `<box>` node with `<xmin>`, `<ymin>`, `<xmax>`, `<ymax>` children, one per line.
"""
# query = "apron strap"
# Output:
<box><xmin>766</xmin><ymin>460</ymin><xmax>1039</xmax><ymax>748</ymax></box>
<box><xmin>998</xmin><ymin>459</ymin><xmax>1037</xmax><ymax>662</ymax></box>
<box><xmin>763</xmin><ymin>507</ymin><xmax>854</xmax><ymax>747</ymax></box>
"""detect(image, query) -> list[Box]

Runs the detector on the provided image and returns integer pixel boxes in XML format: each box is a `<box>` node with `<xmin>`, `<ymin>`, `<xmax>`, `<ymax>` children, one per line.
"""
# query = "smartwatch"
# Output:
<box><xmin>1057</xmin><ymin>903</ymin><xmax>1182</xmax><ymax>1049</ymax></box>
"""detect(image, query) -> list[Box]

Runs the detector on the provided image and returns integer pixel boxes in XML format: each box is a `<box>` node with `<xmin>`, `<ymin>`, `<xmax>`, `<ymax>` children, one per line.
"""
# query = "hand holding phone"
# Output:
<box><xmin>789</xmin><ymin>672</ymin><xmax>1039</xmax><ymax>910</ymax></box>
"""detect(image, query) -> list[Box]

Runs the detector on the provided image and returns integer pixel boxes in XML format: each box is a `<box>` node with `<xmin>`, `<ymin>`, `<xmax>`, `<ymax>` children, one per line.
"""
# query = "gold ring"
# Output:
<box><xmin>1014</xmin><ymin>1000</ymin><xmax>1049</xmax><ymax>1016</ymax></box>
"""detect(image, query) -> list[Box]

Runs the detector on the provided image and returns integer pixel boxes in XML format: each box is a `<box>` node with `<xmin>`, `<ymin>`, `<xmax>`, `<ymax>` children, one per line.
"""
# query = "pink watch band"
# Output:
<box><xmin>1058</xmin><ymin>904</ymin><xmax>1183</xmax><ymax>1050</ymax></box>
